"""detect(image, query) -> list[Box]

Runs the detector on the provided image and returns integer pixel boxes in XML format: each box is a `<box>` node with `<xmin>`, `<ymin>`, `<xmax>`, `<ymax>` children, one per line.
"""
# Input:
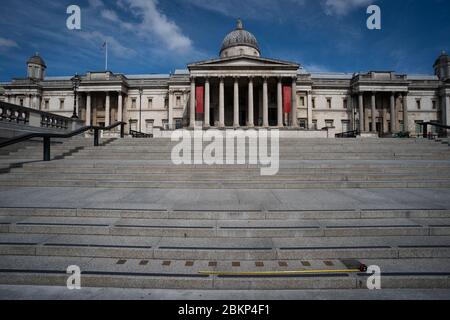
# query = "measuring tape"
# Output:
<box><xmin>199</xmin><ymin>264</ymin><xmax>368</xmax><ymax>276</ymax></box>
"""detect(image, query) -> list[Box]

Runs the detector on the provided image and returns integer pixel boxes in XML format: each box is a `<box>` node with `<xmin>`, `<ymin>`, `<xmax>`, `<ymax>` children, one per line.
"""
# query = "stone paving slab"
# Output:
<box><xmin>2</xmin><ymin>285</ymin><xmax>450</xmax><ymax>300</ymax></box>
<box><xmin>1</xmin><ymin>187</ymin><xmax>450</xmax><ymax>211</ymax></box>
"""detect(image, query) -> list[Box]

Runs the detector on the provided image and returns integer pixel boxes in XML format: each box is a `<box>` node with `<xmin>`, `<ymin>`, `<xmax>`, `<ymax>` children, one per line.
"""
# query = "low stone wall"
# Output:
<box><xmin>151</xmin><ymin>128</ymin><xmax>331</xmax><ymax>139</ymax></box>
<box><xmin>0</xmin><ymin>102</ymin><xmax>84</xmax><ymax>139</ymax></box>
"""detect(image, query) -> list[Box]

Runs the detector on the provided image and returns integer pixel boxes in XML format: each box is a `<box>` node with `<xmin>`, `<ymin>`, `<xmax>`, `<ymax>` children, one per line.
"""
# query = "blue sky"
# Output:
<box><xmin>0</xmin><ymin>0</ymin><xmax>449</xmax><ymax>81</ymax></box>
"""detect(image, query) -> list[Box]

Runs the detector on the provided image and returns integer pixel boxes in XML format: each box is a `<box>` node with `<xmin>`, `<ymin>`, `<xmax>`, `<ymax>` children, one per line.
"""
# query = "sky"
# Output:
<box><xmin>0</xmin><ymin>0</ymin><xmax>449</xmax><ymax>81</ymax></box>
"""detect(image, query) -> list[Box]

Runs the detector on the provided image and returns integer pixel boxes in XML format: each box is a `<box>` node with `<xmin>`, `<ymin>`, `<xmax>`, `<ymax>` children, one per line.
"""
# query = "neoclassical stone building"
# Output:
<box><xmin>1</xmin><ymin>19</ymin><xmax>450</xmax><ymax>137</ymax></box>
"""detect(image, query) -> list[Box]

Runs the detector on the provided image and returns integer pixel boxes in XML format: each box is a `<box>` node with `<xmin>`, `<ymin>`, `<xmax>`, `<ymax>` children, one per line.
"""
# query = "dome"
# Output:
<box><xmin>220</xmin><ymin>19</ymin><xmax>260</xmax><ymax>58</ymax></box>
<box><xmin>27</xmin><ymin>53</ymin><xmax>46</xmax><ymax>67</ymax></box>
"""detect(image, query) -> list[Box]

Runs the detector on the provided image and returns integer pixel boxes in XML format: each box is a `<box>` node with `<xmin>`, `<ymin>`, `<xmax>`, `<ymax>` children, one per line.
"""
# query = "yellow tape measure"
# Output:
<box><xmin>199</xmin><ymin>269</ymin><xmax>361</xmax><ymax>276</ymax></box>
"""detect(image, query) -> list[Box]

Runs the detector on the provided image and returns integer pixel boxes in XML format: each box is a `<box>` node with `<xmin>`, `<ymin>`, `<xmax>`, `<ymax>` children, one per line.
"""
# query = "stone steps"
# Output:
<box><xmin>1</xmin><ymin>219</ymin><xmax>449</xmax><ymax>238</ymax></box>
<box><xmin>2</xmin><ymin>179</ymin><xmax>450</xmax><ymax>189</ymax></box>
<box><xmin>1</xmin><ymin>255</ymin><xmax>449</xmax><ymax>289</ymax></box>
<box><xmin>1</xmin><ymin>207</ymin><xmax>449</xmax><ymax>219</ymax></box>
<box><xmin>1</xmin><ymin>138</ymin><xmax>450</xmax><ymax>291</ymax></box>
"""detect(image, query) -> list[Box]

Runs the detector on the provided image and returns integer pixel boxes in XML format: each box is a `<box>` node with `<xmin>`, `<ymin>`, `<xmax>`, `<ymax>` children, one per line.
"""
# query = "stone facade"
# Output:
<box><xmin>1</xmin><ymin>20</ymin><xmax>450</xmax><ymax>137</ymax></box>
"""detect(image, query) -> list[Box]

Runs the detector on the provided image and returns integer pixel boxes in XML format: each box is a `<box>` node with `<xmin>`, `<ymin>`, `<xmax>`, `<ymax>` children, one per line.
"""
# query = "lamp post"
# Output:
<box><xmin>139</xmin><ymin>87</ymin><xmax>143</xmax><ymax>132</ymax></box>
<box><xmin>71</xmin><ymin>74</ymin><xmax>81</xmax><ymax>119</ymax></box>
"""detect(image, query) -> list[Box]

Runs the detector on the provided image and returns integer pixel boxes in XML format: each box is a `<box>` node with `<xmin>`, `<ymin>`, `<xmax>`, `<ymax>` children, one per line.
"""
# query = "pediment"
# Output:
<box><xmin>188</xmin><ymin>56</ymin><xmax>300</xmax><ymax>70</ymax></box>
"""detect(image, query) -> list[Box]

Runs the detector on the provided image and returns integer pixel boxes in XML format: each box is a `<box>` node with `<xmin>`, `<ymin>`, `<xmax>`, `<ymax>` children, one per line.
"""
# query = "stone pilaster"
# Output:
<box><xmin>277</xmin><ymin>78</ymin><xmax>283</xmax><ymax>128</ymax></box>
<box><xmin>204</xmin><ymin>78</ymin><xmax>210</xmax><ymax>128</ymax></box>
<box><xmin>219</xmin><ymin>77</ymin><xmax>225</xmax><ymax>128</ymax></box>
<box><xmin>234</xmin><ymin>77</ymin><xmax>240</xmax><ymax>128</ymax></box>
<box><xmin>359</xmin><ymin>94</ymin><xmax>364</xmax><ymax>132</ymax></box>
<box><xmin>248</xmin><ymin>77</ymin><xmax>254</xmax><ymax>127</ymax></box>
<box><xmin>262</xmin><ymin>77</ymin><xmax>269</xmax><ymax>128</ymax></box>
<box><xmin>190</xmin><ymin>77</ymin><xmax>196</xmax><ymax>128</ymax></box>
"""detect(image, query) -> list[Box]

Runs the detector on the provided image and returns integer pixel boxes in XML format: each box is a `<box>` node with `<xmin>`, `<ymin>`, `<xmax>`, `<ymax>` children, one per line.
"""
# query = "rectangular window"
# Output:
<box><xmin>176</xmin><ymin>96</ymin><xmax>181</xmax><ymax>107</ymax></box>
<box><xmin>341</xmin><ymin>120</ymin><xmax>350</xmax><ymax>132</ymax></box>
<box><xmin>59</xmin><ymin>99</ymin><xmax>65</xmax><ymax>110</ymax></box>
<box><xmin>312</xmin><ymin>98</ymin><xmax>316</xmax><ymax>109</ymax></box>
<box><xmin>415</xmin><ymin>120</ymin><xmax>423</xmax><ymax>135</ymax></box>
<box><xmin>19</xmin><ymin>99</ymin><xmax>24</xmax><ymax>106</ymax></box>
<box><xmin>312</xmin><ymin>120</ymin><xmax>318</xmax><ymax>130</ymax></box>
<box><xmin>44</xmin><ymin>99</ymin><xmax>50</xmax><ymax>110</ymax></box>
<box><xmin>131</xmin><ymin>98</ymin><xmax>136</xmax><ymax>109</ymax></box>
<box><xmin>327</xmin><ymin>98</ymin><xmax>332</xmax><ymax>109</ymax></box>
<box><xmin>399</xmin><ymin>120</ymin><xmax>404</xmax><ymax>132</ymax></box>
<box><xmin>175</xmin><ymin>119</ymin><xmax>183</xmax><ymax>129</ymax></box>
<box><xmin>343</xmin><ymin>98</ymin><xmax>348</xmax><ymax>109</ymax></box>
<box><xmin>325</xmin><ymin>120</ymin><xmax>334</xmax><ymax>128</ymax></box>
<box><xmin>416</xmin><ymin>99</ymin><xmax>421</xmax><ymax>110</ymax></box>
<box><xmin>148</xmin><ymin>98</ymin><xmax>153</xmax><ymax>109</ymax></box>
<box><xmin>299</xmin><ymin>119</ymin><xmax>307</xmax><ymax>129</ymax></box>
<box><xmin>145</xmin><ymin>120</ymin><xmax>154</xmax><ymax>134</ymax></box>
<box><xmin>432</xmin><ymin>100</ymin><xmax>437</xmax><ymax>109</ymax></box>
<box><xmin>130</xmin><ymin>120</ymin><xmax>137</xmax><ymax>131</ymax></box>
<box><xmin>299</xmin><ymin>97</ymin><xmax>305</xmax><ymax>107</ymax></box>
<box><xmin>164</xmin><ymin>98</ymin><xmax>169</xmax><ymax>109</ymax></box>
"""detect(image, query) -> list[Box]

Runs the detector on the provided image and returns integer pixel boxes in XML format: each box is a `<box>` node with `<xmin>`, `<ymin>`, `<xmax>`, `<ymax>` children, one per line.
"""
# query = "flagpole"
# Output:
<box><xmin>105</xmin><ymin>41</ymin><xmax>108</xmax><ymax>71</ymax></box>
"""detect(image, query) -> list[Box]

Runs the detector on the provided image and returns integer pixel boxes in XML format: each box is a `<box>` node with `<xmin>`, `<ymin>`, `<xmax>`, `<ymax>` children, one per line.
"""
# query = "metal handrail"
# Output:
<box><xmin>336</xmin><ymin>130</ymin><xmax>359</xmax><ymax>138</ymax></box>
<box><xmin>421</xmin><ymin>122</ymin><xmax>450</xmax><ymax>139</ymax></box>
<box><xmin>129</xmin><ymin>129</ymin><xmax>153</xmax><ymax>138</ymax></box>
<box><xmin>0</xmin><ymin>122</ymin><xmax>126</xmax><ymax>161</ymax></box>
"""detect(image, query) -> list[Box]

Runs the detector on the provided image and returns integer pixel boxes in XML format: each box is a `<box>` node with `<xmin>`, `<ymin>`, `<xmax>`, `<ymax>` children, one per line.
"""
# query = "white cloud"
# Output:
<box><xmin>88</xmin><ymin>0</ymin><xmax>104</xmax><ymax>8</ymax></box>
<box><xmin>321</xmin><ymin>0</ymin><xmax>373</xmax><ymax>16</ymax></box>
<box><xmin>100</xmin><ymin>9</ymin><xmax>119</xmax><ymax>22</ymax></box>
<box><xmin>0</xmin><ymin>38</ymin><xmax>18</xmax><ymax>49</ymax></box>
<box><xmin>117</xmin><ymin>0</ymin><xmax>193</xmax><ymax>52</ymax></box>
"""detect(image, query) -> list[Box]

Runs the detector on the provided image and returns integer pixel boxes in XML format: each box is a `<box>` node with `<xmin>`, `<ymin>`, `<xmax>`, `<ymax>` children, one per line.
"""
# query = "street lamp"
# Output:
<box><xmin>71</xmin><ymin>74</ymin><xmax>81</xmax><ymax>119</ymax></box>
<box><xmin>139</xmin><ymin>87</ymin><xmax>143</xmax><ymax>132</ymax></box>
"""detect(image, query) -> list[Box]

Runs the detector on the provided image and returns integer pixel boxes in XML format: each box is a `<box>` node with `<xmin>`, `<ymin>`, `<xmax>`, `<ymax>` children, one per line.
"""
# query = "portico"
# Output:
<box><xmin>187</xmin><ymin>57</ymin><xmax>300</xmax><ymax>129</ymax></box>
<box><xmin>352</xmin><ymin>72</ymin><xmax>410</xmax><ymax>136</ymax></box>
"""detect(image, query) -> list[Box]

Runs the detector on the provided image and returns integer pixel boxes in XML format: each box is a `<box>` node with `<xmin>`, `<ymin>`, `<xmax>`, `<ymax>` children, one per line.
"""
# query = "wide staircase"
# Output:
<box><xmin>0</xmin><ymin>137</ymin><xmax>450</xmax><ymax>291</ymax></box>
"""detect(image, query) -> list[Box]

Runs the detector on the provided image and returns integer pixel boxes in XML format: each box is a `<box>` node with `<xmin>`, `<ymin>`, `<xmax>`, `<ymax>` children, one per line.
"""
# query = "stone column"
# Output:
<box><xmin>190</xmin><ymin>77</ymin><xmax>196</xmax><ymax>128</ymax></box>
<box><xmin>118</xmin><ymin>92</ymin><xmax>123</xmax><ymax>123</ymax></box>
<box><xmin>168</xmin><ymin>90</ymin><xmax>174</xmax><ymax>129</ymax></box>
<box><xmin>307</xmin><ymin>91</ymin><xmax>313</xmax><ymax>130</ymax></box>
<box><xmin>445</xmin><ymin>95</ymin><xmax>450</xmax><ymax>135</ymax></box>
<box><xmin>233</xmin><ymin>77</ymin><xmax>240</xmax><ymax>128</ymax></box>
<box><xmin>359</xmin><ymin>94</ymin><xmax>364</xmax><ymax>132</ymax></box>
<box><xmin>390</xmin><ymin>92</ymin><xmax>396</xmax><ymax>133</ymax></box>
<box><xmin>277</xmin><ymin>77</ymin><xmax>283</xmax><ymax>127</ymax></box>
<box><xmin>105</xmin><ymin>92</ymin><xmax>110</xmax><ymax>127</ymax></box>
<box><xmin>219</xmin><ymin>77</ymin><xmax>225</xmax><ymax>128</ymax></box>
<box><xmin>32</xmin><ymin>95</ymin><xmax>38</xmax><ymax>109</ymax></box>
<box><xmin>86</xmin><ymin>93</ymin><xmax>91</xmax><ymax>126</ymax></box>
<box><xmin>262</xmin><ymin>77</ymin><xmax>269</xmax><ymax>127</ymax></box>
<box><xmin>248</xmin><ymin>77</ymin><xmax>254</xmax><ymax>127</ymax></box>
<box><xmin>403</xmin><ymin>93</ymin><xmax>409</xmax><ymax>133</ymax></box>
<box><xmin>291</xmin><ymin>77</ymin><xmax>298</xmax><ymax>127</ymax></box>
<box><xmin>204</xmin><ymin>78</ymin><xmax>210</xmax><ymax>128</ymax></box>
<box><xmin>371</xmin><ymin>93</ymin><xmax>376</xmax><ymax>133</ymax></box>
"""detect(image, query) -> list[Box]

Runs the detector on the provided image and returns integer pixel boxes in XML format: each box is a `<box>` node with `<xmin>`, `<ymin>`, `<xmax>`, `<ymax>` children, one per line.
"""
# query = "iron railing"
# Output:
<box><xmin>129</xmin><ymin>129</ymin><xmax>153</xmax><ymax>138</ymax></box>
<box><xmin>421</xmin><ymin>122</ymin><xmax>450</xmax><ymax>139</ymax></box>
<box><xmin>335</xmin><ymin>130</ymin><xmax>359</xmax><ymax>138</ymax></box>
<box><xmin>0</xmin><ymin>122</ymin><xmax>126</xmax><ymax>161</ymax></box>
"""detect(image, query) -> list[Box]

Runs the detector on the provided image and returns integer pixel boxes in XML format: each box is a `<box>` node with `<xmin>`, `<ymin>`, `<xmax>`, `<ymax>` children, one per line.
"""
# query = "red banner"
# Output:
<box><xmin>283</xmin><ymin>85</ymin><xmax>292</xmax><ymax>114</ymax></box>
<box><xmin>196</xmin><ymin>85</ymin><xmax>204</xmax><ymax>114</ymax></box>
